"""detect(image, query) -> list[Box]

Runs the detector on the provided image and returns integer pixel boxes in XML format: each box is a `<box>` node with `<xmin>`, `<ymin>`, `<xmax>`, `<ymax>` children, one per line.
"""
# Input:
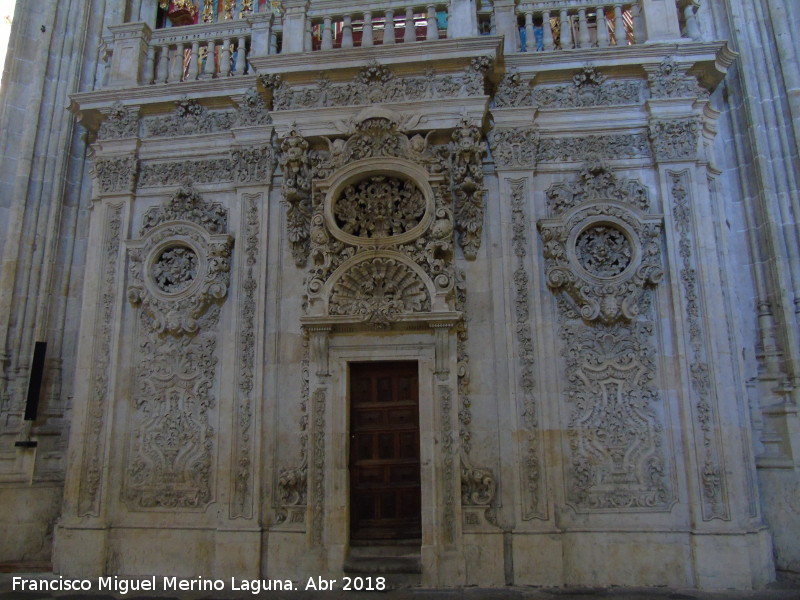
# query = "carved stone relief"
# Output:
<box><xmin>78</xmin><ymin>204</ymin><xmax>122</xmax><ymax>517</ymax></box>
<box><xmin>669</xmin><ymin>170</ymin><xmax>729</xmax><ymax>520</ymax></box>
<box><xmin>124</xmin><ymin>185</ymin><xmax>232</xmax><ymax>509</ymax></box>
<box><xmin>235</xmin><ymin>88</ymin><xmax>271</xmax><ymax>127</ymax></box>
<box><xmin>333</xmin><ymin>175</ymin><xmax>425</xmax><ymax>238</ymax></box>
<box><xmin>440</xmin><ymin>384</ymin><xmax>455</xmax><ymax>545</ymax></box>
<box><xmin>93</xmin><ymin>156</ymin><xmax>138</xmax><ymax>194</ymax></box>
<box><xmin>280</xmin><ymin>129</ymin><xmax>312</xmax><ymax>267</ymax></box>
<box><xmin>648</xmin><ymin>57</ymin><xmax>708</xmax><ymax>100</ymax></box>
<box><xmin>487</xmin><ymin>128</ymin><xmax>539</xmax><ymax>169</ymax></box>
<box><xmin>138</xmin><ymin>159</ymin><xmax>234</xmax><ymax>187</ymax></box>
<box><xmin>97</xmin><ymin>101</ymin><xmax>139</xmax><ymax>140</ymax></box>
<box><xmin>509</xmin><ymin>180</ymin><xmax>545</xmax><ymax>520</ymax></box>
<box><xmin>649</xmin><ymin>118</ymin><xmax>700</xmax><ymax>162</ymax></box>
<box><xmin>310</xmin><ymin>387</ymin><xmax>326</xmax><ymax>545</ymax></box>
<box><xmin>231</xmin><ymin>193</ymin><xmax>260</xmax><ymax>519</ymax></box>
<box><xmin>538</xmin><ymin>133</ymin><xmax>652</xmax><ymax>162</ymax></box>
<box><xmin>538</xmin><ymin>163</ymin><xmax>674</xmax><ymax>511</ymax></box>
<box><xmin>260</xmin><ymin>58</ymin><xmax>491</xmax><ymax>111</ymax></box>
<box><xmin>143</xmin><ymin>97</ymin><xmax>236</xmax><ymax>138</ymax></box>
<box><xmin>533</xmin><ymin>65</ymin><xmax>644</xmax><ymax>108</ymax></box>
<box><xmin>450</xmin><ymin>118</ymin><xmax>486</xmax><ymax>260</ymax></box>
<box><xmin>231</xmin><ymin>144</ymin><xmax>275</xmax><ymax>185</ymax></box>
<box><xmin>492</xmin><ymin>71</ymin><xmax>531</xmax><ymax>108</ymax></box>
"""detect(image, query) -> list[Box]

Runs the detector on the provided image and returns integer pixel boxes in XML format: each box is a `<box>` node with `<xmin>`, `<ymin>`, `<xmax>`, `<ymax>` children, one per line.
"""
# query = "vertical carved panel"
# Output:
<box><xmin>669</xmin><ymin>170</ymin><xmax>730</xmax><ymax>520</ymax></box>
<box><xmin>440</xmin><ymin>384</ymin><xmax>455</xmax><ymax>544</ymax></box>
<box><xmin>124</xmin><ymin>185</ymin><xmax>232</xmax><ymax>510</ymax></box>
<box><xmin>79</xmin><ymin>203</ymin><xmax>122</xmax><ymax>517</ymax></box>
<box><xmin>311</xmin><ymin>387</ymin><xmax>326</xmax><ymax>545</ymax></box>
<box><xmin>510</xmin><ymin>179</ymin><xmax>546</xmax><ymax>520</ymax></box>
<box><xmin>231</xmin><ymin>193</ymin><xmax>261</xmax><ymax>519</ymax></box>
<box><xmin>539</xmin><ymin>164</ymin><xmax>674</xmax><ymax>511</ymax></box>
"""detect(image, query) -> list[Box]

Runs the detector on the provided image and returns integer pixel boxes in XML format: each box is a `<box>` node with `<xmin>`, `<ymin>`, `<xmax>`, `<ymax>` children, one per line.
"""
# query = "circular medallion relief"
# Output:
<box><xmin>151</xmin><ymin>245</ymin><xmax>198</xmax><ymax>294</ymax></box>
<box><xmin>575</xmin><ymin>224</ymin><xmax>632</xmax><ymax>278</ymax></box>
<box><xmin>333</xmin><ymin>175</ymin><xmax>426</xmax><ymax>240</ymax></box>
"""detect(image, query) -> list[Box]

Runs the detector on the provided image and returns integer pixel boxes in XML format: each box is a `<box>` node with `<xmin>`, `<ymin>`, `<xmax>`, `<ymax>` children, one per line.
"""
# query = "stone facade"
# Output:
<box><xmin>0</xmin><ymin>0</ymin><xmax>798</xmax><ymax>590</ymax></box>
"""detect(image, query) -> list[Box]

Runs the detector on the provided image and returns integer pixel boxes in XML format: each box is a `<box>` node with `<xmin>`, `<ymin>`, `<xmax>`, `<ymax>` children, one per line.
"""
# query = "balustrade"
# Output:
<box><xmin>306</xmin><ymin>2</ymin><xmax>451</xmax><ymax>51</ymax></box>
<box><xmin>515</xmin><ymin>2</ymin><xmax>643</xmax><ymax>52</ymax></box>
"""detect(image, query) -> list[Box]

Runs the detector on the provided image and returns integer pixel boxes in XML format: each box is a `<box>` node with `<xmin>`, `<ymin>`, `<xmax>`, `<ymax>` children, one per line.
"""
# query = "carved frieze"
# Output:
<box><xmin>510</xmin><ymin>180</ymin><xmax>545</xmax><ymax>520</ymax></box>
<box><xmin>78</xmin><ymin>204</ymin><xmax>122</xmax><ymax>516</ymax></box>
<box><xmin>138</xmin><ymin>159</ymin><xmax>233</xmax><ymax>187</ymax></box>
<box><xmin>261</xmin><ymin>58</ymin><xmax>492</xmax><ymax>111</ymax></box>
<box><xmin>231</xmin><ymin>144</ymin><xmax>275</xmax><ymax>184</ymax></box>
<box><xmin>538</xmin><ymin>133</ymin><xmax>652</xmax><ymax>162</ymax></box>
<box><xmin>649</xmin><ymin>117</ymin><xmax>700</xmax><ymax>162</ymax></box>
<box><xmin>487</xmin><ymin>128</ymin><xmax>539</xmax><ymax>168</ymax></box>
<box><xmin>669</xmin><ymin>170</ymin><xmax>729</xmax><ymax>520</ymax></box>
<box><xmin>124</xmin><ymin>185</ymin><xmax>232</xmax><ymax>509</ymax></box>
<box><xmin>492</xmin><ymin>71</ymin><xmax>531</xmax><ymax>108</ymax></box>
<box><xmin>97</xmin><ymin>101</ymin><xmax>139</xmax><ymax>140</ymax></box>
<box><xmin>450</xmin><ymin>118</ymin><xmax>486</xmax><ymax>260</ymax></box>
<box><xmin>533</xmin><ymin>65</ymin><xmax>644</xmax><ymax>109</ymax></box>
<box><xmin>648</xmin><ymin>57</ymin><xmax>708</xmax><ymax>100</ymax></box>
<box><xmin>311</xmin><ymin>388</ymin><xmax>326</xmax><ymax>545</ymax></box>
<box><xmin>235</xmin><ymin>88</ymin><xmax>271</xmax><ymax>127</ymax></box>
<box><xmin>143</xmin><ymin>97</ymin><xmax>236</xmax><ymax>137</ymax></box>
<box><xmin>539</xmin><ymin>163</ymin><xmax>673</xmax><ymax>511</ymax></box>
<box><xmin>93</xmin><ymin>156</ymin><xmax>138</xmax><ymax>194</ymax></box>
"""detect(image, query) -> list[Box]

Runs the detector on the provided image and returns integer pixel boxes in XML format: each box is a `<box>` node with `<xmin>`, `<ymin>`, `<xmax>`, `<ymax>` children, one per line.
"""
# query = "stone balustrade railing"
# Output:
<box><xmin>306</xmin><ymin>2</ymin><xmax>451</xmax><ymax>51</ymax></box>
<box><xmin>516</xmin><ymin>2</ymin><xmax>643</xmax><ymax>51</ymax></box>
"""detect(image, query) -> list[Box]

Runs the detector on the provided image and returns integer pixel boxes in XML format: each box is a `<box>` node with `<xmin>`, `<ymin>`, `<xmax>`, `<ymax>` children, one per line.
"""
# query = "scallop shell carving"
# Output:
<box><xmin>329</xmin><ymin>258</ymin><xmax>430</xmax><ymax>328</ymax></box>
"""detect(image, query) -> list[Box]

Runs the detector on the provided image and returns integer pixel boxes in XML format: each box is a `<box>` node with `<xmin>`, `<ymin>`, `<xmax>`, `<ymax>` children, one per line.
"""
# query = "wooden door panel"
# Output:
<box><xmin>350</xmin><ymin>361</ymin><xmax>421</xmax><ymax>540</ymax></box>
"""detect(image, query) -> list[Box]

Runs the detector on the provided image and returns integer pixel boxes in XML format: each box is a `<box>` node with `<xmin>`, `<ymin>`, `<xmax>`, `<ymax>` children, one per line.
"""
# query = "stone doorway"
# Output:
<box><xmin>349</xmin><ymin>361</ymin><xmax>422</xmax><ymax>541</ymax></box>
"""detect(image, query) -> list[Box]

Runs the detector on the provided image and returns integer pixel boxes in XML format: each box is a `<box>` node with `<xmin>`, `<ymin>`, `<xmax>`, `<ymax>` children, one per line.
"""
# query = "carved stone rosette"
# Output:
<box><xmin>123</xmin><ymin>185</ymin><xmax>232</xmax><ymax>510</ymax></box>
<box><xmin>539</xmin><ymin>163</ymin><xmax>674</xmax><ymax>511</ymax></box>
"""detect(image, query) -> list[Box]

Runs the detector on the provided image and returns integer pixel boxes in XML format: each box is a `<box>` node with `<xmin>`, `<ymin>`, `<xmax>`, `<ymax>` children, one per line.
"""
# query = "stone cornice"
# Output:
<box><xmin>249</xmin><ymin>36</ymin><xmax>504</xmax><ymax>79</ymax></box>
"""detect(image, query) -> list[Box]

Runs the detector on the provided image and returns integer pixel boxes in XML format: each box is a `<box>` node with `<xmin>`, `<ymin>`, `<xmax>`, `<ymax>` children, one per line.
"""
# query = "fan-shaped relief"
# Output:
<box><xmin>328</xmin><ymin>256</ymin><xmax>431</xmax><ymax>329</ymax></box>
<box><xmin>321</xmin><ymin>159</ymin><xmax>437</xmax><ymax>248</ymax></box>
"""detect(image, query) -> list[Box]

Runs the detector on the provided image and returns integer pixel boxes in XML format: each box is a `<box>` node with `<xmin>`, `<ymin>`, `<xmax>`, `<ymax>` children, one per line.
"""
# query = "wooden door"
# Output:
<box><xmin>349</xmin><ymin>361</ymin><xmax>421</xmax><ymax>540</ymax></box>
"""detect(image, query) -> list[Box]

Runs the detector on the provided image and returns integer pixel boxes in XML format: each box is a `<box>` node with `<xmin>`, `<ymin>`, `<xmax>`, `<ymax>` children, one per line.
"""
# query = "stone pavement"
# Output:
<box><xmin>1</xmin><ymin>574</ymin><xmax>798</xmax><ymax>600</ymax></box>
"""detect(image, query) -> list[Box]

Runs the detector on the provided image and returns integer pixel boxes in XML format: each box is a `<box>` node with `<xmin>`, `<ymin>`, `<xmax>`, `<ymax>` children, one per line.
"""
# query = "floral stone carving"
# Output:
<box><xmin>539</xmin><ymin>162</ymin><xmax>673</xmax><ymax>512</ymax></box>
<box><xmin>97</xmin><ymin>101</ymin><xmax>139</xmax><ymax>140</ymax></box>
<box><xmin>124</xmin><ymin>185</ymin><xmax>232</xmax><ymax>509</ymax></box>
<box><xmin>649</xmin><ymin>117</ymin><xmax>700</xmax><ymax>162</ymax></box>
<box><xmin>539</xmin><ymin>163</ymin><xmax>663</xmax><ymax>324</ymax></box>
<box><xmin>533</xmin><ymin>65</ymin><xmax>643</xmax><ymax>109</ymax></box>
<box><xmin>280</xmin><ymin>129</ymin><xmax>312</xmax><ymax>267</ymax></box>
<box><xmin>450</xmin><ymin>118</ymin><xmax>487</xmax><ymax>260</ymax></box>
<box><xmin>143</xmin><ymin>97</ymin><xmax>236</xmax><ymax>138</ymax></box>
<box><xmin>648</xmin><ymin>57</ymin><xmax>708</xmax><ymax>100</ymax></box>
<box><xmin>334</xmin><ymin>175</ymin><xmax>425</xmax><ymax>239</ymax></box>
<box><xmin>328</xmin><ymin>257</ymin><xmax>430</xmax><ymax>328</ymax></box>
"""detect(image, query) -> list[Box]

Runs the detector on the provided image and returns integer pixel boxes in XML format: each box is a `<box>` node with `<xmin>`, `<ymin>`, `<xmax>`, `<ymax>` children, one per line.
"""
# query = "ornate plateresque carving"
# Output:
<box><xmin>669</xmin><ymin>170</ymin><xmax>730</xmax><ymax>520</ymax></box>
<box><xmin>78</xmin><ymin>204</ymin><xmax>122</xmax><ymax>516</ymax></box>
<box><xmin>280</xmin><ymin>129</ymin><xmax>313</xmax><ymax>267</ymax></box>
<box><xmin>328</xmin><ymin>258</ymin><xmax>431</xmax><ymax>328</ymax></box>
<box><xmin>311</xmin><ymin>388</ymin><xmax>326</xmax><ymax>545</ymax></box>
<box><xmin>124</xmin><ymin>184</ymin><xmax>232</xmax><ymax>509</ymax></box>
<box><xmin>450</xmin><ymin>118</ymin><xmax>487</xmax><ymax>260</ymax></box>
<box><xmin>539</xmin><ymin>163</ymin><xmax>674</xmax><ymax>511</ymax></box>
<box><xmin>231</xmin><ymin>193</ymin><xmax>261</xmax><ymax>519</ymax></box>
<box><xmin>260</xmin><ymin>58</ymin><xmax>491</xmax><ymax>111</ymax></box>
<box><xmin>538</xmin><ymin>133</ymin><xmax>652</xmax><ymax>162</ymax></box>
<box><xmin>487</xmin><ymin>128</ymin><xmax>539</xmax><ymax>168</ymax></box>
<box><xmin>533</xmin><ymin>65</ymin><xmax>644</xmax><ymax>109</ymax></box>
<box><xmin>93</xmin><ymin>156</ymin><xmax>138</xmax><ymax>194</ymax></box>
<box><xmin>97</xmin><ymin>101</ymin><xmax>139</xmax><ymax>140</ymax></box>
<box><xmin>143</xmin><ymin>97</ymin><xmax>236</xmax><ymax>137</ymax></box>
<box><xmin>440</xmin><ymin>384</ymin><xmax>455</xmax><ymax>545</ymax></box>
<box><xmin>649</xmin><ymin>118</ymin><xmax>700</xmax><ymax>162</ymax></box>
<box><xmin>235</xmin><ymin>88</ymin><xmax>271</xmax><ymax>127</ymax></box>
<box><xmin>493</xmin><ymin>71</ymin><xmax>532</xmax><ymax>108</ymax></box>
<box><xmin>648</xmin><ymin>57</ymin><xmax>708</xmax><ymax>100</ymax></box>
<box><xmin>231</xmin><ymin>144</ymin><xmax>275</xmax><ymax>184</ymax></box>
<box><xmin>138</xmin><ymin>159</ymin><xmax>234</xmax><ymax>188</ymax></box>
<box><xmin>510</xmin><ymin>180</ymin><xmax>545</xmax><ymax>520</ymax></box>
<box><xmin>334</xmin><ymin>175</ymin><xmax>425</xmax><ymax>238</ymax></box>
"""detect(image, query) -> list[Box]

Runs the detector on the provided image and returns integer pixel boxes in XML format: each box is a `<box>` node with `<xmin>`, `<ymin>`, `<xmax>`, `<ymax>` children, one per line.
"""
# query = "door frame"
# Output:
<box><xmin>318</xmin><ymin>334</ymin><xmax>452</xmax><ymax>574</ymax></box>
